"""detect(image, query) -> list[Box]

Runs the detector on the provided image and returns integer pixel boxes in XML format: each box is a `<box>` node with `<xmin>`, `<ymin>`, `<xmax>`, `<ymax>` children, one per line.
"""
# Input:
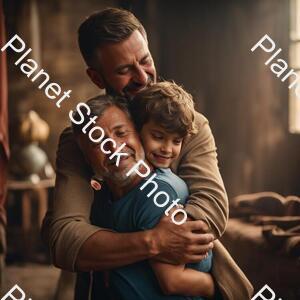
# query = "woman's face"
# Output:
<box><xmin>139</xmin><ymin>119</ymin><xmax>183</xmax><ymax>168</ymax></box>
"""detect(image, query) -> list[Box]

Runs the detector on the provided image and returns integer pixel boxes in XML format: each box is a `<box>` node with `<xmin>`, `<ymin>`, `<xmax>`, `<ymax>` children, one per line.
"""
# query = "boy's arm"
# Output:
<box><xmin>150</xmin><ymin>211</ymin><xmax>214</xmax><ymax>298</ymax></box>
<box><xmin>149</xmin><ymin>260</ymin><xmax>214</xmax><ymax>298</ymax></box>
<box><xmin>173</xmin><ymin>112</ymin><xmax>229</xmax><ymax>238</ymax></box>
<box><xmin>135</xmin><ymin>182</ymin><xmax>214</xmax><ymax>298</ymax></box>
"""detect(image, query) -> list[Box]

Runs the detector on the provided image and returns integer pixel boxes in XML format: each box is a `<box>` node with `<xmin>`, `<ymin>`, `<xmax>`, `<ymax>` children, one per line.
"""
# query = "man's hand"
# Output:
<box><xmin>151</xmin><ymin>212</ymin><xmax>214</xmax><ymax>265</ymax></box>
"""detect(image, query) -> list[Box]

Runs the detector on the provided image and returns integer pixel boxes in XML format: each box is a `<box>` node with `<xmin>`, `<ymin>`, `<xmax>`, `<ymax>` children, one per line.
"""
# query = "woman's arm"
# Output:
<box><xmin>150</xmin><ymin>260</ymin><xmax>215</xmax><ymax>298</ymax></box>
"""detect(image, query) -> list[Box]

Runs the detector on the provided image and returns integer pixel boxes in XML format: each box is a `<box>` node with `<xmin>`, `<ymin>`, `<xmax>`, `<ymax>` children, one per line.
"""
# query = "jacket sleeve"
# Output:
<box><xmin>172</xmin><ymin>112</ymin><xmax>229</xmax><ymax>238</ymax></box>
<box><xmin>212</xmin><ymin>240</ymin><xmax>254</xmax><ymax>300</ymax></box>
<box><xmin>41</xmin><ymin>127</ymin><xmax>110</xmax><ymax>271</ymax></box>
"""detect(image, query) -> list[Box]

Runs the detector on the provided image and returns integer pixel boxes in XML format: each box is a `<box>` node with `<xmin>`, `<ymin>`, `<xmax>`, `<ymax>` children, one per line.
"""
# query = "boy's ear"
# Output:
<box><xmin>86</xmin><ymin>67</ymin><xmax>105</xmax><ymax>89</ymax></box>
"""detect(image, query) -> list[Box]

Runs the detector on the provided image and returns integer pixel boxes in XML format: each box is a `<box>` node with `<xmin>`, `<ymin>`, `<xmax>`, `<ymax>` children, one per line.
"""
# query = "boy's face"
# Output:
<box><xmin>140</xmin><ymin>119</ymin><xmax>184</xmax><ymax>168</ymax></box>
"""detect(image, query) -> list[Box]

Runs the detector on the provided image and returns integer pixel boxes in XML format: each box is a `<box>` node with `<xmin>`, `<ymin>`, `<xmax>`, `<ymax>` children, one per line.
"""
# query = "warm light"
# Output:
<box><xmin>289</xmin><ymin>0</ymin><xmax>300</xmax><ymax>133</ymax></box>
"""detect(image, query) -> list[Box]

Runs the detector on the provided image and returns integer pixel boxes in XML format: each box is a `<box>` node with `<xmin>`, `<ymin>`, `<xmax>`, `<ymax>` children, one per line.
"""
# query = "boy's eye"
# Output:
<box><xmin>173</xmin><ymin>139</ymin><xmax>183</xmax><ymax>145</ymax></box>
<box><xmin>151</xmin><ymin>133</ymin><xmax>163</xmax><ymax>140</ymax></box>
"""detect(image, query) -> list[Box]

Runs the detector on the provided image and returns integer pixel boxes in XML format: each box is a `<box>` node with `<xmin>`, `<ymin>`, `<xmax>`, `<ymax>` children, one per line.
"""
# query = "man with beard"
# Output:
<box><xmin>42</xmin><ymin>7</ymin><xmax>253</xmax><ymax>299</ymax></box>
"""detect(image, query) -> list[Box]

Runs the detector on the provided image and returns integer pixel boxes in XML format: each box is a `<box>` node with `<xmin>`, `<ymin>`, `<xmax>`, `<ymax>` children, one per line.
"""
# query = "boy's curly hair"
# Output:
<box><xmin>129</xmin><ymin>81</ymin><xmax>198</xmax><ymax>137</ymax></box>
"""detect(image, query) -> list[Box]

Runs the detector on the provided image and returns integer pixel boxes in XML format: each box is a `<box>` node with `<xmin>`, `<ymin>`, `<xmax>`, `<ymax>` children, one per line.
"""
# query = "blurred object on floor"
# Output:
<box><xmin>230</xmin><ymin>192</ymin><xmax>300</xmax><ymax>258</ymax></box>
<box><xmin>221</xmin><ymin>218</ymin><xmax>300</xmax><ymax>300</ymax></box>
<box><xmin>9</xmin><ymin>110</ymin><xmax>54</xmax><ymax>183</ymax></box>
<box><xmin>6</xmin><ymin>179</ymin><xmax>54</xmax><ymax>263</ymax></box>
<box><xmin>19</xmin><ymin>110</ymin><xmax>49</xmax><ymax>144</ymax></box>
<box><xmin>231</xmin><ymin>192</ymin><xmax>300</xmax><ymax>217</ymax></box>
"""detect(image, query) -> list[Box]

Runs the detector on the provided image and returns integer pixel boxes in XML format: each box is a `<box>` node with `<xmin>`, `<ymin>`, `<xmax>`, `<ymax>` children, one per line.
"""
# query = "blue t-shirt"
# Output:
<box><xmin>90</xmin><ymin>168</ymin><xmax>212</xmax><ymax>300</ymax></box>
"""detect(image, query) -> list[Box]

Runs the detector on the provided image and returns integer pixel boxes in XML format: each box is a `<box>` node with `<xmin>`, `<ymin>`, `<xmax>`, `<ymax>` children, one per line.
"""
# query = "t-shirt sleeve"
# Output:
<box><xmin>133</xmin><ymin>180</ymin><xmax>185</xmax><ymax>231</ymax></box>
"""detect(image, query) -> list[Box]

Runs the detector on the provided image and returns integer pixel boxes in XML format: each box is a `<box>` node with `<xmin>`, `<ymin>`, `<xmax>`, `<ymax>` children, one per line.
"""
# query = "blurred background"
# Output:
<box><xmin>1</xmin><ymin>0</ymin><xmax>300</xmax><ymax>299</ymax></box>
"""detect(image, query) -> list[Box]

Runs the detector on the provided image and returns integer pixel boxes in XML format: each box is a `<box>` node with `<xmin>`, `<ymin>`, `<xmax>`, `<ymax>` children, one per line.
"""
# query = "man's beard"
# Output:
<box><xmin>123</xmin><ymin>75</ymin><xmax>154</xmax><ymax>99</ymax></box>
<box><xmin>104</xmin><ymin>167</ymin><xmax>136</xmax><ymax>186</ymax></box>
<box><xmin>104</xmin><ymin>75</ymin><xmax>154</xmax><ymax>99</ymax></box>
<box><xmin>100</xmin><ymin>148</ymin><xmax>145</xmax><ymax>186</ymax></box>
<box><xmin>101</xmin><ymin>157</ymin><xmax>144</xmax><ymax>188</ymax></box>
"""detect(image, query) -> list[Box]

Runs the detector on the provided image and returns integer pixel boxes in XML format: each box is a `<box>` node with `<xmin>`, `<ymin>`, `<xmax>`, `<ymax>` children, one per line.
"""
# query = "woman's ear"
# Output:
<box><xmin>86</xmin><ymin>68</ymin><xmax>105</xmax><ymax>89</ymax></box>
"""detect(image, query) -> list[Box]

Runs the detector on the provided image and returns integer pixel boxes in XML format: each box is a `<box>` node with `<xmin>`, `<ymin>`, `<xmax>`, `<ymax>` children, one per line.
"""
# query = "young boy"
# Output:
<box><xmin>130</xmin><ymin>81</ymin><xmax>198</xmax><ymax>169</ymax></box>
<box><xmin>127</xmin><ymin>81</ymin><xmax>215</xmax><ymax>299</ymax></box>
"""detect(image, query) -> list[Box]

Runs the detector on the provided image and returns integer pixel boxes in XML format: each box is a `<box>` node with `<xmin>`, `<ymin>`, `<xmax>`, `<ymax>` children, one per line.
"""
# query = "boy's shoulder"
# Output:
<box><xmin>154</xmin><ymin>168</ymin><xmax>189</xmax><ymax>199</ymax></box>
<box><xmin>133</xmin><ymin>169</ymin><xmax>189</xmax><ymax>230</ymax></box>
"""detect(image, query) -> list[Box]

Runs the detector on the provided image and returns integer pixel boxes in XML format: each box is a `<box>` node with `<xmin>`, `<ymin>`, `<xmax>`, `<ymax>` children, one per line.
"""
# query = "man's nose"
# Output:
<box><xmin>134</xmin><ymin>65</ymin><xmax>148</xmax><ymax>85</ymax></box>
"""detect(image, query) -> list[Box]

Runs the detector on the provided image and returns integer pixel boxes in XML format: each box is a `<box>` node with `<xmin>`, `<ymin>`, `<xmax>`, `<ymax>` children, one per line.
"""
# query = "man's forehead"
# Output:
<box><xmin>96</xmin><ymin>106</ymin><xmax>133</xmax><ymax>129</ymax></box>
<box><xmin>97</xmin><ymin>31</ymin><xmax>149</xmax><ymax>66</ymax></box>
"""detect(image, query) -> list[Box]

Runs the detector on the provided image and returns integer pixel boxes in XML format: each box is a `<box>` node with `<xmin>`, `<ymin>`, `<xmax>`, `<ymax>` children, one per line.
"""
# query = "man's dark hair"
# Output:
<box><xmin>72</xmin><ymin>95</ymin><xmax>130</xmax><ymax>136</ymax></box>
<box><xmin>78</xmin><ymin>7</ymin><xmax>147</xmax><ymax>67</ymax></box>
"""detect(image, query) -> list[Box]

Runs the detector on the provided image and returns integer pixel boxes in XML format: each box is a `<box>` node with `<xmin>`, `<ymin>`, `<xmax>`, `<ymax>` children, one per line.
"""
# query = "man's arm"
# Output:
<box><xmin>172</xmin><ymin>112</ymin><xmax>229</xmax><ymax>238</ymax></box>
<box><xmin>76</xmin><ymin>217</ymin><xmax>213</xmax><ymax>271</ymax></box>
<box><xmin>41</xmin><ymin>127</ymin><xmax>102</xmax><ymax>270</ymax></box>
<box><xmin>41</xmin><ymin>127</ymin><xmax>214</xmax><ymax>271</ymax></box>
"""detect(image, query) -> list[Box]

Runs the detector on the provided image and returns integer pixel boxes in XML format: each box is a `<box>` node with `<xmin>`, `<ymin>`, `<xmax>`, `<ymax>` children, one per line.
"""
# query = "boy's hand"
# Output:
<box><xmin>152</xmin><ymin>209</ymin><xmax>214</xmax><ymax>265</ymax></box>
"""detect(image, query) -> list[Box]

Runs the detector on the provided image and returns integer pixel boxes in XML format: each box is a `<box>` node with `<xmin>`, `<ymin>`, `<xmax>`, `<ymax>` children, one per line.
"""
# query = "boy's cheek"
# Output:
<box><xmin>173</xmin><ymin>145</ymin><xmax>182</xmax><ymax>159</ymax></box>
<box><xmin>146</xmin><ymin>139</ymin><xmax>159</xmax><ymax>151</ymax></box>
<box><xmin>140</xmin><ymin>133</ymin><xmax>151</xmax><ymax>148</ymax></box>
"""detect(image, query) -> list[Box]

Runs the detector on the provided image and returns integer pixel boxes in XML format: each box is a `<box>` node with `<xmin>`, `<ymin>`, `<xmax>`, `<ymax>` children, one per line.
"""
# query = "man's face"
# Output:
<box><xmin>88</xmin><ymin>30</ymin><xmax>156</xmax><ymax>98</ymax></box>
<box><xmin>78</xmin><ymin>105</ymin><xmax>145</xmax><ymax>184</ymax></box>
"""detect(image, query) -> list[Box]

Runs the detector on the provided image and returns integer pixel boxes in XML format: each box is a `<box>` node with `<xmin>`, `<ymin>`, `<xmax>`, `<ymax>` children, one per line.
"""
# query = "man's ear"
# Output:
<box><xmin>86</xmin><ymin>67</ymin><xmax>105</xmax><ymax>89</ymax></box>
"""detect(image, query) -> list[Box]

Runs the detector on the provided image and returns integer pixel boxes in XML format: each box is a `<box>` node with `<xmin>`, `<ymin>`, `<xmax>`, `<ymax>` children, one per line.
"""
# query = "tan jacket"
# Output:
<box><xmin>42</xmin><ymin>110</ymin><xmax>253</xmax><ymax>299</ymax></box>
